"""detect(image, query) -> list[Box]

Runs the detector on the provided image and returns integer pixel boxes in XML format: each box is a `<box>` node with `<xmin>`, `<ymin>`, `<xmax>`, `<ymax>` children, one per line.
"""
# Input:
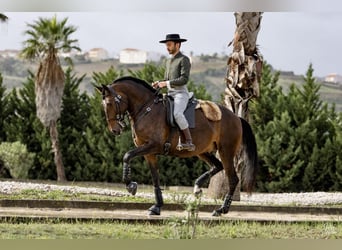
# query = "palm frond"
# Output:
<box><xmin>0</xmin><ymin>13</ymin><xmax>8</xmax><ymax>23</ymax></box>
<box><xmin>21</xmin><ymin>15</ymin><xmax>80</xmax><ymax>61</ymax></box>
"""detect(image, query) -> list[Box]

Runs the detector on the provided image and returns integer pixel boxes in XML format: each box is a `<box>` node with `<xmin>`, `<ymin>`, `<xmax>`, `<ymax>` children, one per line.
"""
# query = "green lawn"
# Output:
<box><xmin>0</xmin><ymin>221</ymin><xmax>341</xmax><ymax>239</ymax></box>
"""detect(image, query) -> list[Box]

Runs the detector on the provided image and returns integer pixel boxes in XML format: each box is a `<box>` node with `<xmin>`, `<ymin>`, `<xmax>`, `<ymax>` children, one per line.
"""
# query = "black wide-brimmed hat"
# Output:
<box><xmin>159</xmin><ymin>34</ymin><xmax>187</xmax><ymax>43</ymax></box>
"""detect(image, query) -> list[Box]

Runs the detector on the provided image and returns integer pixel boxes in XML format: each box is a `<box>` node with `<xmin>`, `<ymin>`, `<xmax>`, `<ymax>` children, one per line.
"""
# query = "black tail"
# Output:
<box><xmin>240</xmin><ymin>118</ymin><xmax>258</xmax><ymax>193</ymax></box>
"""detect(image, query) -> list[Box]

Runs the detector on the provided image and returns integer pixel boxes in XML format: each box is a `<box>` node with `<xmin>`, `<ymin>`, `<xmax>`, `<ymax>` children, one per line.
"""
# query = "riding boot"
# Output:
<box><xmin>181</xmin><ymin>128</ymin><xmax>196</xmax><ymax>151</ymax></box>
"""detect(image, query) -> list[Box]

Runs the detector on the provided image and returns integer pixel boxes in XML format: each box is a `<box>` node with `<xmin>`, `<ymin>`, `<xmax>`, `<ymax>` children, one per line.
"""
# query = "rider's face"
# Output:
<box><xmin>165</xmin><ymin>41</ymin><xmax>180</xmax><ymax>55</ymax></box>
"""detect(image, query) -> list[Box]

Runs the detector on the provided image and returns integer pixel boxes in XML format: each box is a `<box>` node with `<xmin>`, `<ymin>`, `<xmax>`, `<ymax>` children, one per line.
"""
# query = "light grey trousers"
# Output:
<box><xmin>172</xmin><ymin>92</ymin><xmax>189</xmax><ymax>130</ymax></box>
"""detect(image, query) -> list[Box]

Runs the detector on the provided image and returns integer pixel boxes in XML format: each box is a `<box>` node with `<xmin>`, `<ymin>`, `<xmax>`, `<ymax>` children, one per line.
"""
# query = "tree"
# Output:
<box><xmin>250</xmin><ymin>63</ymin><xmax>341</xmax><ymax>192</ymax></box>
<box><xmin>0</xmin><ymin>13</ymin><xmax>8</xmax><ymax>23</ymax></box>
<box><xmin>4</xmin><ymin>72</ymin><xmax>55</xmax><ymax>179</ymax></box>
<box><xmin>0</xmin><ymin>73</ymin><xmax>8</xmax><ymax>142</ymax></box>
<box><xmin>208</xmin><ymin>12</ymin><xmax>263</xmax><ymax>199</ymax></box>
<box><xmin>59</xmin><ymin>68</ymin><xmax>90</xmax><ymax>181</ymax></box>
<box><xmin>0</xmin><ymin>14</ymin><xmax>9</xmax><ymax>141</ymax></box>
<box><xmin>20</xmin><ymin>15</ymin><xmax>80</xmax><ymax>181</ymax></box>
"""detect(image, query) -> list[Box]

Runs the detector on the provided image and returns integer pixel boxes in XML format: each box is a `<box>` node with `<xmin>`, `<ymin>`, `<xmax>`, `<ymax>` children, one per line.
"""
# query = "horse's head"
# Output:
<box><xmin>96</xmin><ymin>84</ymin><xmax>128</xmax><ymax>136</ymax></box>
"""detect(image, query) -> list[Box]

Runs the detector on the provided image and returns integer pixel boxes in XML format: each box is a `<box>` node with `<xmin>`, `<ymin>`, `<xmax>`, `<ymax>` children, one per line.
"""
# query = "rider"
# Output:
<box><xmin>152</xmin><ymin>33</ymin><xmax>195</xmax><ymax>151</ymax></box>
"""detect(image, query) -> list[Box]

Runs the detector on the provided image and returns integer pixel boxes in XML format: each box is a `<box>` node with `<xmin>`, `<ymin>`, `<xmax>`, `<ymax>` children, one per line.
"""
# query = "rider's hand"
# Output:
<box><xmin>152</xmin><ymin>81</ymin><xmax>159</xmax><ymax>88</ymax></box>
<box><xmin>152</xmin><ymin>81</ymin><xmax>167</xmax><ymax>89</ymax></box>
<box><xmin>157</xmin><ymin>81</ymin><xmax>167</xmax><ymax>88</ymax></box>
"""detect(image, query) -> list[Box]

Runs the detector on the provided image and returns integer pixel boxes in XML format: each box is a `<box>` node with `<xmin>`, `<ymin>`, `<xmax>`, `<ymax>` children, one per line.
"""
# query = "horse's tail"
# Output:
<box><xmin>240</xmin><ymin>117</ymin><xmax>259</xmax><ymax>193</ymax></box>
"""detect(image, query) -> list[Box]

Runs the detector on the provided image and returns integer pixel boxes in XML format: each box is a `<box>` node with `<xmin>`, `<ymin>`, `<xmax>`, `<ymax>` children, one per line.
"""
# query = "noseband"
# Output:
<box><xmin>103</xmin><ymin>85</ymin><xmax>127</xmax><ymax>129</ymax></box>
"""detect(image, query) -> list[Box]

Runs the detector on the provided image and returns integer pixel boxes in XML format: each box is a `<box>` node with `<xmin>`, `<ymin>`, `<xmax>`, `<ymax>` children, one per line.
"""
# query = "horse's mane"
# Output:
<box><xmin>113</xmin><ymin>76</ymin><xmax>157</xmax><ymax>93</ymax></box>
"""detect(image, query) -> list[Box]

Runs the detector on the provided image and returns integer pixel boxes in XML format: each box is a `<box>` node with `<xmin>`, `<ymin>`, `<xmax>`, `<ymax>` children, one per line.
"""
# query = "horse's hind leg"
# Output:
<box><xmin>194</xmin><ymin>153</ymin><xmax>224</xmax><ymax>197</ymax></box>
<box><xmin>212</xmin><ymin>151</ymin><xmax>239</xmax><ymax>217</ymax></box>
<box><xmin>144</xmin><ymin>154</ymin><xmax>163</xmax><ymax>215</ymax></box>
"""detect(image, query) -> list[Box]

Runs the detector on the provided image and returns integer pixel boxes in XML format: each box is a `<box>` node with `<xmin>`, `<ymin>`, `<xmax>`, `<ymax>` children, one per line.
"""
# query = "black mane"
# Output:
<box><xmin>113</xmin><ymin>76</ymin><xmax>157</xmax><ymax>93</ymax></box>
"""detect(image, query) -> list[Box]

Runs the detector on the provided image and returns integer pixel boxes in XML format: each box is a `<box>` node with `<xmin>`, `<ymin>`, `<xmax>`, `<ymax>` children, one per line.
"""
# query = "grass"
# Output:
<box><xmin>0</xmin><ymin>181</ymin><xmax>341</xmax><ymax>239</ymax></box>
<box><xmin>0</xmin><ymin>220</ymin><xmax>341</xmax><ymax>239</ymax></box>
<box><xmin>0</xmin><ymin>188</ymin><xmax>154</xmax><ymax>203</ymax></box>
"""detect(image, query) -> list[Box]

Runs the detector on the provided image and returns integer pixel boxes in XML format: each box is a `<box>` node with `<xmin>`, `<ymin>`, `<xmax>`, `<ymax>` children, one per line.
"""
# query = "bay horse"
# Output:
<box><xmin>96</xmin><ymin>76</ymin><xmax>258</xmax><ymax>216</ymax></box>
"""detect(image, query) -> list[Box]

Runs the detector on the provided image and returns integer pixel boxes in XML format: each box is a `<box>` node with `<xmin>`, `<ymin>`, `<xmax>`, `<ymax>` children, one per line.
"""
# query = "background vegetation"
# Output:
<box><xmin>0</xmin><ymin>59</ymin><xmax>341</xmax><ymax>192</ymax></box>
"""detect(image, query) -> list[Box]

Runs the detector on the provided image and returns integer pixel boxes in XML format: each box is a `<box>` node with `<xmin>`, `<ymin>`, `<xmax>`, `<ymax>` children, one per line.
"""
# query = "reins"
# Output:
<box><xmin>129</xmin><ymin>87</ymin><xmax>161</xmax><ymax>125</ymax></box>
<box><xmin>104</xmin><ymin>85</ymin><xmax>162</xmax><ymax>130</ymax></box>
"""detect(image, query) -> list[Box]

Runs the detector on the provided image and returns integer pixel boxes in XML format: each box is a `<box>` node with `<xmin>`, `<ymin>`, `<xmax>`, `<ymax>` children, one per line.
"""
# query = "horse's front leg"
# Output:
<box><xmin>122</xmin><ymin>143</ymin><xmax>157</xmax><ymax>196</ymax></box>
<box><xmin>144</xmin><ymin>154</ymin><xmax>163</xmax><ymax>216</ymax></box>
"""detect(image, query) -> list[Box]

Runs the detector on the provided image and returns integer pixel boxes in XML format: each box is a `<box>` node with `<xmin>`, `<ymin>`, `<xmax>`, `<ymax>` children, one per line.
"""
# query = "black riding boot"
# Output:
<box><xmin>181</xmin><ymin>128</ymin><xmax>195</xmax><ymax>151</ymax></box>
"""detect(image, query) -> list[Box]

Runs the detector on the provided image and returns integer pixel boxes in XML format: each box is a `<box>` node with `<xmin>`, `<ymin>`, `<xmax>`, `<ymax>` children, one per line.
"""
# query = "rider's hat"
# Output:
<box><xmin>159</xmin><ymin>34</ymin><xmax>187</xmax><ymax>43</ymax></box>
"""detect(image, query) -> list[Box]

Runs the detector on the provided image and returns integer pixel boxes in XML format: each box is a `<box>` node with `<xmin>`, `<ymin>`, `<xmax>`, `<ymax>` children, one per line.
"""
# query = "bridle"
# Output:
<box><xmin>102</xmin><ymin>84</ymin><xmax>161</xmax><ymax>132</ymax></box>
<box><xmin>102</xmin><ymin>85</ymin><xmax>127</xmax><ymax>129</ymax></box>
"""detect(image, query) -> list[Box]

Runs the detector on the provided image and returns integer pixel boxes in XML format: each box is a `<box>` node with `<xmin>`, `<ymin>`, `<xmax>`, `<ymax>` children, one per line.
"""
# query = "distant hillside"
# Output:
<box><xmin>277</xmin><ymin>73</ymin><xmax>342</xmax><ymax>112</ymax></box>
<box><xmin>1</xmin><ymin>56</ymin><xmax>341</xmax><ymax>112</ymax></box>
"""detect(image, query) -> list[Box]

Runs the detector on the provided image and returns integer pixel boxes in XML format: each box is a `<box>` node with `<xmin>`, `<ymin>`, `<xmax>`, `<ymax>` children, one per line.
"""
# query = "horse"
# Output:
<box><xmin>96</xmin><ymin>76</ymin><xmax>258</xmax><ymax>216</ymax></box>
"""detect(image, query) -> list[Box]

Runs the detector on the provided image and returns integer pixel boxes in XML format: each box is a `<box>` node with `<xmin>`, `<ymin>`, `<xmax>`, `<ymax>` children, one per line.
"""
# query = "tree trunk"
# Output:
<box><xmin>207</xmin><ymin>12</ymin><xmax>263</xmax><ymax>200</ymax></box>
<box><xmin>49</xmin><ymin>120</ymin><xmax>66</xmax><ymax>181</ymax></box>
<box><xmin>35</xmin><ymin>53</ymin><xmax>66</xmax><ymax>181</ymax></box>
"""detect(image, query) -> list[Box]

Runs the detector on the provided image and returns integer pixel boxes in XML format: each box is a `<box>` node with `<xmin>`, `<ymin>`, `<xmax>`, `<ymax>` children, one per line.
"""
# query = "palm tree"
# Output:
<box><xmin>207</xmin><ymin>12</ymin><xmax>263</xmax><ymax>199</ymax></box>
<box><xmin>21</xmin><ymin>15</ymin><xmax>80</xmax><ymax>181</ymax></box>
<box><xmin>0</xmin><ymin>13</ymin><xmax>8</xmax><ymax>23</ymax></box>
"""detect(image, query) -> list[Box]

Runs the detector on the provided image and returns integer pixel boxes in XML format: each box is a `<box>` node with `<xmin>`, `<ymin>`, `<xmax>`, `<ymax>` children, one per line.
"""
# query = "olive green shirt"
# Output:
<box><xmin>164</xmin><ymin>51</ymin><xmax>191</xmax><ymax>94</ymax></box>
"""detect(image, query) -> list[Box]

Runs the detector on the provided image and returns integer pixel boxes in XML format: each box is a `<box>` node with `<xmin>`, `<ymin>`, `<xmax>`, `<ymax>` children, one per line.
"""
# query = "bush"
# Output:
<box><xmin>0</xmin><ymin>141</ymin><xmax>35</xmax><ymax>179</ymax></box>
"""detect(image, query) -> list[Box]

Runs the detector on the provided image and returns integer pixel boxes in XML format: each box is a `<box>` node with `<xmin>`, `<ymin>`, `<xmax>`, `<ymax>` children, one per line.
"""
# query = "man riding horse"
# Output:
<box><xmin>152</xmin><ymin>34</ymin><xmax>195</xmax><ymax>151</ymax></box>
<box><xmin>97</xmin><ymin>34</ymin><xmax>258</xmax><ymax>216</ymax></box>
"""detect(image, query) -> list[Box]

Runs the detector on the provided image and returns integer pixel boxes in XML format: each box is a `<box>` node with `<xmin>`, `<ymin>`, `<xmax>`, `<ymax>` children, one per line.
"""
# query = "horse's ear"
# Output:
<box><xmin>95</xmin><ymin>84</ymin><xmax>110</xmax><ymax>93</ymax></box>
<box><xmin>95</xmin><ymin>86</ymin><xmax>103</xmax><ymax>93</ymax></box>
<box><xmin>102</xmin><ymin>84</ymin><xmax>110</xmax><ymax>92</ymax></box>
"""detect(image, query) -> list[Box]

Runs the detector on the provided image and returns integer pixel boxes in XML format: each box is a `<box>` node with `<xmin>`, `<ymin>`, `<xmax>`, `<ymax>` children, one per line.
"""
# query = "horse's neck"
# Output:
<box><xmin>123</xmin><ymin>85</ymin><xmax>155</xmax><ymax>117</ymax></box>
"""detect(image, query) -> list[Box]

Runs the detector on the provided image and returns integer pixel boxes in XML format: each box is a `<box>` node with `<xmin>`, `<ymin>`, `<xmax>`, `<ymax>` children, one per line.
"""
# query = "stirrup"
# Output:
<box><xmin>182</xmin><ymin>142</ymin><xmax>195</xmax><ymax>151</ymax></box>
<box><xmin>176</xmin><ymin>138</ymin><xmax>195</xmax><ymax>151</ymax></box>
<box><xmin>176</xmin><ymin>136</ymin><xmax>183</xmax><ymax>151</ymax></box>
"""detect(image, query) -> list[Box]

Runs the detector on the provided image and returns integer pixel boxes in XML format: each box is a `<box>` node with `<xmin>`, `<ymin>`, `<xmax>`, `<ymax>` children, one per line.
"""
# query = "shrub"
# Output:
<box><xmin>0</xmin><ymin>141</ymin><xmax>35</xmax><ymax>179</ymax></box>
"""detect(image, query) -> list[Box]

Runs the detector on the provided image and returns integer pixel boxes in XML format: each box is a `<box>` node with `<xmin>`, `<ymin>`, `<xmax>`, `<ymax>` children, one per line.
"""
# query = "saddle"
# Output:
<box><xmin>161</xmin><ymin>93</ymin><xmax>222</xmax><ymax>155</ymax></box>
<box><xmin>163</xmin><ymin>93</ymin><xmax>197</xmax><ymax>128</ymax></box>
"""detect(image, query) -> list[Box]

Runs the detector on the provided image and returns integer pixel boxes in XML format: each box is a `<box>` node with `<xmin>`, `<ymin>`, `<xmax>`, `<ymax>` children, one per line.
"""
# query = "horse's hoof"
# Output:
<box><xmin>221</xmin><ymin>206</ymin><xmax>229</xmax><ymax>214</ymax></box>
<box><xmin>212</xmin><ymin>210</ymin><xmax>221</xmax><ymax>217</ymax></box>
<box><xmin>194</xmin><ymin>189</ymin><xmax>203</xmax><ymax>198</ymax></box>
<box><xmin>212</xmin><ymin>207</ymin><xmax>229</xmax><ymax>217</ymax></box>
<box><xmin>126</xmin><ymin>182</ymin><xmax>137</xmax><ymax>196</ymax></box>
<box><xmin>148</xmin><ymin>205</ymin><xmax>161</xmax><ymax>215</ymax></box>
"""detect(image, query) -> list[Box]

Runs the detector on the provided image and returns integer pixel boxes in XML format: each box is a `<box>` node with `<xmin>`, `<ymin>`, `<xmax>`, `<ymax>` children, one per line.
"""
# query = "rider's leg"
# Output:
<box><xmin>173</xmin><ymin>93</ymin><xmax>195</xmax><ymax>151</ymax></box>
<box><xmin>181</xmin><ymin>127</ymin><xmax>195</xmax><ymax>151</ymax></box>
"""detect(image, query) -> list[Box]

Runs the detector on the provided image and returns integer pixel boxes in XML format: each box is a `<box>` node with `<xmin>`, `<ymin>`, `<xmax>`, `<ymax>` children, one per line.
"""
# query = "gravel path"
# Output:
<box><xmin>1</xmin><ymin>180</ymin><xmax>342</xmax><ymax>206</ymax></box>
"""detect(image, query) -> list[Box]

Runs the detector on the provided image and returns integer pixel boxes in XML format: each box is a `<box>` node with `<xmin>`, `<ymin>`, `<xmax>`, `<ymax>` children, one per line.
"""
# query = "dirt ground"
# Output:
<box><xmin>0</xmin><ymin>206</ymin><xmax>340</xmax><ymax>223</ymax></box>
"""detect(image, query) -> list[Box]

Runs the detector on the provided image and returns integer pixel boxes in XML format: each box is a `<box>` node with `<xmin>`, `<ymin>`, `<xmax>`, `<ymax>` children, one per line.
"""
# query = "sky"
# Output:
<box><xmin>1</xmin><ymin>11</ymin><xmax>342</xmax><ymax>77</ymax></box>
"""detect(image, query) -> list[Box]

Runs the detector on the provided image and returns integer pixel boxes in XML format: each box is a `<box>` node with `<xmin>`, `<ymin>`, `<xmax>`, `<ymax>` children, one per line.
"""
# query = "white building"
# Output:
<box><xmin>0</xmin><ymin>49</ymin><xmax>20</xmax><ymax>59</ymax></box>
<box><xmin>120</xmin><ymin>48</ymin><xmax>147</xmax><ymax>64</ymax></box>
<box><xmin>87</xmin><ymin>48</ymin><xmax>109</xmax><ymax>61</ymax></box>
<box><xmin>325</xmin><ymin>73</ymin><xmax>342</xmax><ymax>84</ymax></box>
